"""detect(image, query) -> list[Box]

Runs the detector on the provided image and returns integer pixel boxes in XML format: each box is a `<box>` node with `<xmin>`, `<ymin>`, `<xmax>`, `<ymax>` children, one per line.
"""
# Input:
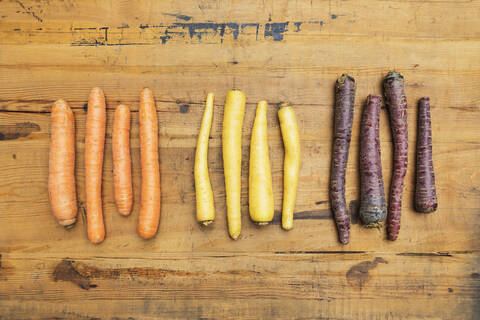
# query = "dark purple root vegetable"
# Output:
<box><xmin>383</xmin><ymin>71</ymin><xmax>408</xmax><ymax>241</ymax></box>
<box><xmin>359</xmin><ymin>95</ymin><xmax>387</xmax><ymax>227</ymax></box>
<box><xmin>330</xmin><ymin>74</ymin><xmax>356</xmax><ymax>244</ymax></box>
<box><xmin>415</xmin><ymin>97</ymin><xmax>438</xmax><ymax>213</ymax></box>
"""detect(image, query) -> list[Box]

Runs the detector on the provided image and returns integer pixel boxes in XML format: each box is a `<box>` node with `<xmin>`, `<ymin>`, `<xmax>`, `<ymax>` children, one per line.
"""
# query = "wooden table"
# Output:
<box><xmin>1</xmin><ymin>1</ymin><xmax>479</xmax><ymax>319</ymax></box>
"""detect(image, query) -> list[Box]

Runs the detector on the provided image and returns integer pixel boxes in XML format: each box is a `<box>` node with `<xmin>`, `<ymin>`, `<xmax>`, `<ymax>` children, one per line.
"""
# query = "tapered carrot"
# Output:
<box><xmin>415</xmin><ymin>97</ymin><xmax>438</xmax><ymax>213</ymax></box>
<box><xmin>330</xmin><ymin>74</ymin><xmax>356</xmax><ymax>244</ymax></box>
<box><xmin>222</xmin><ymin>89</ymin><xmax>246</xmax><ymax>240</ymax></box>
<box><xmin>383</xmin><ymin>71</ymin><xmax>408</xmax><ymax>241</ymax></box>
<box><xmin>138</xmin><ymin>88</ymin><xmax>161</xmax><ymax>239</ymax></box>
<box><xmin>85</xmin><ymin>87</ymin><xmax>106</xmax><ymax>244</ymax></box>
<box><xmin>195</xmin><ymin>93</ymin><xmax>215</xmax><ymax>226</ymax></box>
<box><xmin>249</xmin><ymin>100</ymin><xmax>274</xmax><ymax>225</ymax></box>
<box><xmin>48</xmin><ymin>99</ymin><xmax>77</xmax><ymax>227</ymax></box>
<box><xmin>113</xmin><ymin>104</ymin><xmax>133</xmax><ymax>216</ymax></box>
<box><xmin>278</xmin><ymin>103</ymin><xmax>301</xmax><ymax>230</ymax></box>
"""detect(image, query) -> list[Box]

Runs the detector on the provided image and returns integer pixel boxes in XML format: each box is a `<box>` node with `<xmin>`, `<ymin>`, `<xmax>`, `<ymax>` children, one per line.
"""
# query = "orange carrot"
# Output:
<box><xmin>113</xmin><ymin>104</ymin><xmax>133</xmax><ymax>216</ymax></box>
<box><xmin>48</xmin><ymin>99</ymin><xmax>77</xmax><ymax>227</ymax></box>
<box><xmin>85</xmin><ymin>87</ymin><xmax>106</xmax><ymax>244</ymax></box>
<box><xmin>138</xmin><ymin>88</ymin><xmax>161</xmax><ymax>239</ymax></box>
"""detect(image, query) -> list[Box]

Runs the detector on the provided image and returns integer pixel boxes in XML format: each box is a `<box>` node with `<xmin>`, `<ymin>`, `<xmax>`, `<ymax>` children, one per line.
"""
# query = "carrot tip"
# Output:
<box><xmin>59</xmin><ymin>218</ymin><xmax>76</xmax><ymax>227</ymax></box>
<box><xmin>364</xmin><ymin>222</ymin><xmax>383</xmax><ymax>229</ymax></box>
<box><xmin>200</xmin><ymin>220</ymin><xmax>213</xmax><ymax>227</ymax></box>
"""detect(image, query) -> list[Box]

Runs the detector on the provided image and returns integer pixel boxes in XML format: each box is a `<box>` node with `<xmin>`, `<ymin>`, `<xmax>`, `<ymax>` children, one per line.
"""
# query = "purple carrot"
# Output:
<box><xmin>383</xmin><ymin>71</ymin><xmax>408</xmax><ymax>241</ymax></box>
<box><xmin>330</xmin><ymin>74</ymin><xmax>356</xmax><ymax>244</ymax></box>
<box><xmin>415</xmin><ymin>97</ymin><xmax>438</xmax><ymax>213</ymax></box>
<box><xmin>359</xmin><ymin>95</ymin><xmax>387</xmax><ymax>227</ymax></box>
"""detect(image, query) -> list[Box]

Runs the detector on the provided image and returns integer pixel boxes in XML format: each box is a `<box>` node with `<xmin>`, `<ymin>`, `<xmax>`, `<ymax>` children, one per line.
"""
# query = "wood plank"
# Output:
<box><xmin>1</xmin><ymin>0</ymin><xmax>479</xmax><ymax>44</ymax></box>
<box><xmin>0</xmin><ymin>253</ymin><xmax>479</xmax><ymax>319</ymax></box>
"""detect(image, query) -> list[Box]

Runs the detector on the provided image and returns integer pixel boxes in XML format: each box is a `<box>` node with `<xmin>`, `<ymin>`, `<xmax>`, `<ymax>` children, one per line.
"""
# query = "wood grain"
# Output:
<box><xmin>0</xmin><ymin>0</ymin><xmax>479</xmax><ymax>318</ymax></box>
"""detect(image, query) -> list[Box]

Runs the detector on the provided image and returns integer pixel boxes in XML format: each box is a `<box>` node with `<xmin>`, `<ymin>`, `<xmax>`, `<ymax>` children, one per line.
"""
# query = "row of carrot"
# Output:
<box><xmin>49</xmin><ymin>87</ymin><xmax>301</xmax><ymax>243</ymax></box>
<box><xmin>330</xmin><ymin>72</ymin><xmax>438</xmax><ymax>244</ymax></box>
<box><xmin>49</xmin><ymin>88</ymin><xmax>160</xmax><ymax>243</ymax></box>
<box><xmin>194</xmin><ymin>91</ymin><xmax>300</xmax><ymax>239</ymax></box>
<box><xmin>48</xmin><ymin>71</ymin><xmax>437</xmax><ymax>244</ymax></box>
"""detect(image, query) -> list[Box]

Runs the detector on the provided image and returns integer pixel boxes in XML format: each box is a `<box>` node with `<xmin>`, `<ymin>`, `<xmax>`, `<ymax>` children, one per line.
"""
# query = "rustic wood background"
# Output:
<box><xmin>0</xmin><ymin>0</ymin><xmax>479</xmax><ymax>319</ymax></box>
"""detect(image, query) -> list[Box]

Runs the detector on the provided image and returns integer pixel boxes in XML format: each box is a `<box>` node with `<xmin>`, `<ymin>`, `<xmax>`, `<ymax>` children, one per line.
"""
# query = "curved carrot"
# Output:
<box><xmin>278</xmin><ymin>103</ymin><xmax>301</xmax><ymax>230</ymax></box>
<box><xmin>383</xmin><ymin>71</ymin><xmax>408</xmax><ymax>241</ymax></box>
<box><xmin>138</xmin><ymin>88</ymin><xmax>161</xmax><ymax>239</ymax></box>
<box><xmin>85</xmin><ymin>87</ymin><xmax>106</xmax><ymax>244</ymax></box>
<box><xmin>113</xmin><ymin>104</ymin><xmax>133</xmax><ymax>216</ymax></box>
<box><xmin>330</xmin><ymin>74</ymin><xmax>356</xmax><ymax>244</ymax></box>
<box><xmin>195</xmin><ymin>93</ymin><xmax>215</xmax><ymax>226</ymax></box>
<box><xmin>48</xmin><ymin>99</ymin><xmax>77</xmax><ymax>227</ymax></box>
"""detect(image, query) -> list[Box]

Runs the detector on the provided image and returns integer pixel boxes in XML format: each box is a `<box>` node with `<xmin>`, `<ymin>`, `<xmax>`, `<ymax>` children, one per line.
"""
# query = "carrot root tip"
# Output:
<box><xmin>200</xmin><ymin>220</ymin><xmax>213</xmax><ymax>227</ymax></box>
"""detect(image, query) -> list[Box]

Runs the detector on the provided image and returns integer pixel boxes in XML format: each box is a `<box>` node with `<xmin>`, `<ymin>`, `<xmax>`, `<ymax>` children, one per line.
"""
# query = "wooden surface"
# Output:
<box><xmin>0</xmin><ymin>0</ymin><xmax>479</xmax><ymax>319</ymax></box>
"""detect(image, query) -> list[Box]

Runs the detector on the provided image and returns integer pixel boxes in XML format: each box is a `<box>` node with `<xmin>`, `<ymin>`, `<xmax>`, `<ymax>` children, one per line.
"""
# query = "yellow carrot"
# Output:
<box><xmin>249</xmin><ymin>100</ymin><xmax>274</xmax><ymax>224</ymax></box>
<box><xmin>222</xmin><ymin>89</ymin><xmax>246</xmax><ymax>240</ymax></box>
<box><xmin>278</xmin><ymin>103</ymin><xmax>301</xmax><ymax>230</ymax></box>
<box><xmin>195</xmin><ymin>93</ymin><xmax>215</xmax><ymax>226</ymax></box>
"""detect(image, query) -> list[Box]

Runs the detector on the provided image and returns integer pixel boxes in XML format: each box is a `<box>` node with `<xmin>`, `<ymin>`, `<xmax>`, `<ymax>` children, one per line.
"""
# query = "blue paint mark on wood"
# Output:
<box><xmin>163</xmin><ymin>13</ymin><xmax>192</xmax><ymax>21</ymax></box>
<box><xmin>264</xmin><ymin>22</ymin><xmax>289</xmax><ymax>41</ymax></box>
<box><xmin>294</xmin><ymin>22</ymin><xmax>302</xmax><ymax>32</ymax></box>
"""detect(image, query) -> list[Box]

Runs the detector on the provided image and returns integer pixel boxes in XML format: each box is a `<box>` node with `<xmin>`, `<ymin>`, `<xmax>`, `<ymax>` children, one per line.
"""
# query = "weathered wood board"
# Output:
<box><xmin>0</xmin><ymin>0</ymin><xmax>479</xmax><ymax>319</ymax></box>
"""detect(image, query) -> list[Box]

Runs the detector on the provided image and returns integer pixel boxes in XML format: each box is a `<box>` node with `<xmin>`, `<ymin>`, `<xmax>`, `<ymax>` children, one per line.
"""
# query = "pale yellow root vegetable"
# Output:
<box><xmin>278</xmin><ymin>103</ymin><xmax>301</xmax><ymax>230</ymax></box>
<box><xmin>195</xmin><ymin>93</ymin><xmax>215</xmax><ymax>226</ymax></box>
<box><xmin>249</xmin><ymin>100</ymin><xmax>274</xmax><ymax>225</ymax></box>
<box><xmin>222</xmin><ymin>89</ymin><xmax>246</xmax><ymax>240</ymax></box>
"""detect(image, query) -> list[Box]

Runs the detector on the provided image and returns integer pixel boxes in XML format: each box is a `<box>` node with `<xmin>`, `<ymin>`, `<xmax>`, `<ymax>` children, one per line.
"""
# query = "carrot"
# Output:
<box><xmin>415</xmin><ymin>97</ymin><xmax>438</xmax><ymax>213</ymax></box>
<box><xmin>48</xmin><ymin>99</ymin><xmax>77</xmax><ymax>227</ymax></box>
<box><xmin>383</xmin><ymin>71</ymin><xmax>408</xmax><ymax>241</ymax></box>
<box><xmin>359</xmin><ymin>95</ymin><xmax>387</xmax><ymax>227</ymax></box>
<box><xmin>330</xmin><ymin>74</ymin><xmax>356</xmax><ymax>244</ymax></box>
<box><xmin>222</xmin><ymin>89</ymin><xmax>246</xmax><ymax>240</ymax></box>
<box><xmin>138</xmin><ymin>88</ymin><xmax>161</xmax><ymax>239</ymax></box>
<box><xmin>85</xmin><ymin>87</ymin><xmax>106</xmax><ymax>244</ymax></box>
<box><xmin>113</xmin><ymin>104</ymin><xmax>133</xmax><ymax>216</ymax></box>
<box><xmin>278</xmin><ymin>103</ymin><xmax>300</xmax><ymax>230</ymax></box>
<box><xmin>249</xmin><ymin>100</ymin><xmax>274</xmax><ymax>225</ymax></box>
<box><xmin>195</xmin><ymin>93</ymin><xmax>215</xmax><ymax>226</ymax></box>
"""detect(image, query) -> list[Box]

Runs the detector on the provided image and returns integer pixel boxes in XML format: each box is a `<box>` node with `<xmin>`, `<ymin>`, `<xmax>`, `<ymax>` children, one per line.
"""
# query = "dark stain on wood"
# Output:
<box><xmin>397</xmin><ymin>252</ymin><xmax>452</xmax><ymax>257</ymax></box>
<box><xmin>163</xmin><ymin>13</ymin><xmax>192</xmax><ymax>21</ymax></box>
<box><xmin>349</xmin><ymin>200</ymin><xmax>359</xmax><ymax>224</ymax></box>
<box><xmin>53</xmin><ymin>259</ymin><xmax>95</xmax><ymax>290</ymax></box>
<box><xmin>12</xmin><ymin>154</ymin><xmax>16</xmax><ymax>159</ymax></box>
<box><xmin>471</xmin><ymin>273</ymin><xmax>480</xmax><ymax>279</ymax></box>
<box><xmin>14</xmin><ymin>0</ymin><xmax>43</xmax><ymax>22</ymax></box>
<box><xmin>179</xmin><ymin>104</ymin><xmax>190</xmax><ymax>113</ymax></box>
<box><xmin>271</xmin><ymin>209</ymin><xmax>332</xmax><ymax>224</ymax></box>
<box><xmin>346</xmin><ymin>257</ymin><xmax>388</xmax><ymax>289</ymax></box>
<box><xmin>315</xmin><ymin>200</ymin><xmax>327</xmax><ymax>205</ymax></box>
<box><xmin>83</xmin><ymin>103</ymin><xmax>88</xmax><ymax>112</ymax></box>
<box><xmin>0</xmin><ymin>122</ymin><xmax>40</xmax><ymax>140</ymax></box>
<box><xmin>275</xmin><ymin>250</ymin><xmax>366</xmax><ymax>255</ymax></box>
<box><xmin>53</xmin><ymin>259</ymin><xmax>266</xmax><ymax>289</ymax></box>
